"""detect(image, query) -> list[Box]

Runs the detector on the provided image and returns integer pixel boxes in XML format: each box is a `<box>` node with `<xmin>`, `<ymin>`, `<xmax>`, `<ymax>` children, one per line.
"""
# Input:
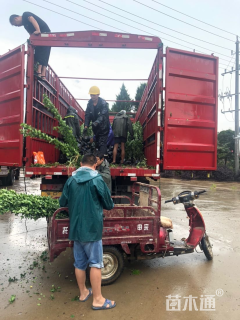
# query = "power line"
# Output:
<box><xmin>65</xmin><ymin>0</ymin><xmax>231</xmax><ymax>57</ymax></box>
<box><xmin>43</xmin><ymin>0</ymin><xmax>198</xmax><ymax>52</ymax></box>
<box><xmin>216</xmin><ymin>56</ymin><xmax>235</xmax><ymax>63</ymax></box>
<box><xmin>226</xmin><ymin>54</ymin><xmax>235</xmax><ymax>70</ymax></box>
<box><xmin>219</xmin><ymin>58</ymin><xmax>235</xmax><ymax>68</ymax></box>
<box><xmin>23</xmin><ymin>0</ymin><xmax>103</xmax><ymax>30</ymax></box>
<box><xmin>220</xmin><ymin>63</ymin><xmax>234</xmax><ymax>68</ymax></box>
<box><xmin>24</xmin><ymin>0</ymin><xmax>200</xmax><ymax>55</ymax></box>
<box><xmin>24</xmin><ymin>0</ymin><xmax>232</xmax><ymax>69</ymax></box>
<box><xmin>41</xmin><ymin>0</ymin><xmax>226</xmax><ymax>60</ymax></box>
<box><xmin>133</xmin><ymin>0</ymin><xmax>234</xmax><ymax>43</ymax></box>
<box><xmin>42</xmin><ymin>0</ymin><xmax>127</xmax><ymax>33</ymax></box>
<box><xmin>151</xmin><ymin>0</ymin><xmax>237</xmax><ymax>37</ymax></box>
<box><xmin>81</xmin><ymin>0</ymin><xmax>231</xmax><ymax>51</ymax></box>
<box><xmin>97</xmin><ymin>0</ymin><xmax>232</xmax><ymax>60</ymax></box>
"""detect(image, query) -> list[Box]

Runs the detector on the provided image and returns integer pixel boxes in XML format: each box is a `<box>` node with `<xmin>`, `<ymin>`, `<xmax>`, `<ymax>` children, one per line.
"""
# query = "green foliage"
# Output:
<box><xmin>40</xmin><ymin>251</ymin><xmax>48</xmax><ymax>261</ymax></box>
<box><xmin>8</xmin><ymin>277</ymin><xmax>18</xmax><ymax>283</ymax></box>
<box><xmin>43</xmin><ymin>95</ymin><xmax>78</xmax><ymax>150</ymax></box>
<box><xmin>30</xmin><ymin>162</ymin><xmax>60</xmax><ymax>167</ymax></box>
<box><xmin>0</xmin><ymin>189</ymin><xmax>59</xmax><ymax>220</ymax></box>
<box><xmin>9</xmin><ymin>295</ymin><xmax>16</xmax><ymax>304</ymax></box>
<box><xmin>50</xmin><ymin>285</ymin><xmax>61</xmax><ymax>293</ymax></box>
<box><xmin>20</xmin><ymin>95</ymin><xmax>79</xmax><ymax>159</ymax></box>
<box><xmin>125</xmin><ymin>121</ymin><xmax>145</xmax><ymax>163</ymax></box>
<box><xmin>71</xmin><ymin>296</ymin><xmax>79</xmax><ymax>301</ymax></box>
<box><xmin>132</xmin><ymin>83</ymin><xmax>146</xmax><ymax>111</ymax></box>
<box><xmin>111</xmin><ymin>84</ymin><xmax>133</xmax><ymax>112</ymax></box>
<box><xmin>131</xmin><ymin>269</ymin><xmax>141</xmax><ymax>275</ymax></box>
<box><xmin>217</xmin><ymin>130</ymin><xmax>234</xmax><ymax>167</ymax></box>
<box><xmin>80</xmin><ymin>124</ymin><xmax>93</xmax><ymax>136</ymax></box>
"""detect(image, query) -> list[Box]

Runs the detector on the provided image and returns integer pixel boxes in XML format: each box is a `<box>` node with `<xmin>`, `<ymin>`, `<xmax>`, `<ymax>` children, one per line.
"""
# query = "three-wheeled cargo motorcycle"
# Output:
<box><xmin>48</xmin><ymin>182</ymin><xmax>213</xmax><ymax>285</ymax></box>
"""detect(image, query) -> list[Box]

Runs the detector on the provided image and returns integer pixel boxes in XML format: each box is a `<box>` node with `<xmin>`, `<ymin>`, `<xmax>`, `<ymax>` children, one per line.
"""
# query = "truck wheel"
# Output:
<box><xmin>201</xmin><ymin>234</ymin><xmax>213</xmax><ymax>261</ymax></box>
<box><xmin>101</xmin><ymin>246</ymin><xmax>124</xmax><ymax>286</ymax></box>
<box><xmin>2</xmin><ymin>170</ymin><xmax>14</xmax><ymax>186</ymax></box>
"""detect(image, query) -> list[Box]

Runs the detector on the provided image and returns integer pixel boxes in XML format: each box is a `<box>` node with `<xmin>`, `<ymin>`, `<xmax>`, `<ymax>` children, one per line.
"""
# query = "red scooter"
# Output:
<box><xmin>165</xmin><ymin>190</ymin><xmax>213</xmax><ymax>260</ymax></box>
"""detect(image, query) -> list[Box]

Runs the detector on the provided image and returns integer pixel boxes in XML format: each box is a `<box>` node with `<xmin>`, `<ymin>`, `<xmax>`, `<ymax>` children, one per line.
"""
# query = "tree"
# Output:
<box><xmin>111</xmin><ymin>84</ymin><xmax>133</xmax><ymax>112</ymax></box>
<box><xmin>217</xmin><ymin>130</ymin><xmax>234</xmax><ymax>167</ymax></box>
<box><xmin>133</xmin><ymin>83</ymin><xmax>147</xmax><ymax>111</ymax></box>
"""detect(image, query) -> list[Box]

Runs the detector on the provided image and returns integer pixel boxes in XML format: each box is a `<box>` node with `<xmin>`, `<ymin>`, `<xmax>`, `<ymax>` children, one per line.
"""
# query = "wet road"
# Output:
<box><xmin>0</xmin><ymin>177</ymin><xmax>240</xmax><ymax>320</ymax></box>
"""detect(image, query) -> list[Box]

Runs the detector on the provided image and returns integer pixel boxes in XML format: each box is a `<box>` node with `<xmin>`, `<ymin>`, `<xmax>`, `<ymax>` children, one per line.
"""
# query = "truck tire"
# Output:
<box><xmin>101</xmin><ymin>246</ymin><xmax>124</xmax><ymax>286</ymax></box>
<box><xmin>201</xmin><ymin>234</ymin><xmax>213</xmax><ymax>261</ymax></box>
<box><xmin>2</xmin><ymin>170</ymin><xmax>14</xmax><ymax>186</ymax></box>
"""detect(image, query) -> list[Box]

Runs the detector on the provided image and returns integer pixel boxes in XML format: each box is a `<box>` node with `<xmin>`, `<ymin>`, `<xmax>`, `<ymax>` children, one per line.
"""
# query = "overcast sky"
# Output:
<box><xmin>1</xmin><ymin>0</ymin><xmax>240</xmax><ymax>131</ymax></box>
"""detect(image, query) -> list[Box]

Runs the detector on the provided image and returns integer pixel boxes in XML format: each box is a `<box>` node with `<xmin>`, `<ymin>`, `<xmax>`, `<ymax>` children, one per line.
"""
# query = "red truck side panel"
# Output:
<box><xmin>0</xmin><ymin>45</ymin><xmax>25</xmax><ymax>167</ymax></box>
<box><xmin>163</xmin><ymin>48</ymin><xmax>218</xmax><ymax>170</ymax></box>
<box><xmin>136</xmin><ymin>48</ymin><xmax>163</xmax><ymax>170</ymax></box>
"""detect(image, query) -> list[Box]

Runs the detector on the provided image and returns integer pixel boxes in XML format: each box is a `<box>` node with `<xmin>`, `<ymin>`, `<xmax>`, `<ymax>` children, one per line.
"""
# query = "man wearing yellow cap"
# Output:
<box><xmin>84</xmin><ymin>87</ymin><xmax>110</xmax><ymax>155</ymax></box>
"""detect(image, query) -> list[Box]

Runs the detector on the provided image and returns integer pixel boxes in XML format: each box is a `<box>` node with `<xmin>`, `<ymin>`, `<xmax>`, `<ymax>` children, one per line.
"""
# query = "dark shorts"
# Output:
<box><xmin>114</xmin><ymin>137</ymin><xmax>127</xmax><ymax>144</ymax></box>
<box><xmin>34</xmin><ymin>46</ymin><xmax>51</xmax><ymax>67</ymax></box>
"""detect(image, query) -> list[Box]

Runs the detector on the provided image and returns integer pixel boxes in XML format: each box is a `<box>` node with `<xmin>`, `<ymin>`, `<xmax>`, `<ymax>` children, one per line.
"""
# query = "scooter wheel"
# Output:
<box><xmin>101</xmin><ymin>246</ymin><xmax>124</xmax><ymax>286</ymax></box>
<box><xmin>85</xmin><ymin>246</ymin><xmax>124</xmax><ymax>286</ymax></box>
<box><xmin>201</xmin><ymin>234</ymin><xmax>213</xmax><ymax>261</ymax></box>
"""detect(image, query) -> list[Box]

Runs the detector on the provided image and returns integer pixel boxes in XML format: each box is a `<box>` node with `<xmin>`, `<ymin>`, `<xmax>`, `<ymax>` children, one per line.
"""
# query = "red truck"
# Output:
<box><xmin>0</xmin><ymin>30</ymin><xmax>218</xmax><ymax>195</ymax></box>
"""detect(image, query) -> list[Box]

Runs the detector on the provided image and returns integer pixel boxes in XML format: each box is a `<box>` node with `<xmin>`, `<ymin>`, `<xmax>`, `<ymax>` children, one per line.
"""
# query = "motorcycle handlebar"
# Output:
<box><xmin>197</xmin><ymin>190</ymin><xmax>206</xmax><ymax>195</ymax></box>
<box><xmin>165</xmin><ymin>190</ymin><xmax>206</xmax><ymax>204</ymax></box>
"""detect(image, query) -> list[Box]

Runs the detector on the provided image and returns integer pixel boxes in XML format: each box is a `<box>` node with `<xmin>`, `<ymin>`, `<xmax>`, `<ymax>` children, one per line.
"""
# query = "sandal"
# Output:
<box><xmin>92</xmin><ymin>299</ymin><xmax>116</xmax><ymax>310</ymax></box>
<box><xmin>34</xmin><ymin>72</ymin><xmax>42</xmax><ymax>80</ymax></box>
<box><xmin>79</xmin><ymin>288</ymin><xmax>92</xmax><ymax>302</ymax></box>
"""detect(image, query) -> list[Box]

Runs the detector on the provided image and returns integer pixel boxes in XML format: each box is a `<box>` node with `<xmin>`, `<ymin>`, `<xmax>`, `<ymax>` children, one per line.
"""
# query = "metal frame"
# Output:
<box><xmin>29</xmin><ymin>31</ymin><xmax>162</xmax><ymax>49</ymax></box>
<box><xmin>25</xmin><ymin>30</ymin><xmax>162</xmax><ymax>176</ymax></box>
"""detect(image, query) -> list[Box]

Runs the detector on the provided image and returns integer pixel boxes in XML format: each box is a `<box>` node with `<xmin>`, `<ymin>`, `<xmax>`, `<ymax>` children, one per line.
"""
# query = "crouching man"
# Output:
<box><xmin>95</xmin><ymin>150</ymin><xmax>112</xmax><ymax>192</ymax></box>
<box><xmin>59</xmin><ymin>154</ymin><xmax>116</xmax><ymax>310</ymax></box>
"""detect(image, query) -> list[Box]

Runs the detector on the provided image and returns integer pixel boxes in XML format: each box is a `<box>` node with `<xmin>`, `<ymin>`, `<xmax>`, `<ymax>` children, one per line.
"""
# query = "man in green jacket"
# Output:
<box><xmin>64</xmin><ymin>106</ymin><xmax>81</xmax><ymax>142</ymax></box>
<box><xmin>95</xmin><ymin>150</ymin><xmax>112</xmax><ymax>192</ymax></box>
<box><xmin>112</xmin><ymin>110</ymin><xmax>134</xmax><ymax>164</ymax></box>
<box><xmin>59</xmin><ymin>154</ymin><xmax>116</xmax><ymax>310</ymax></box>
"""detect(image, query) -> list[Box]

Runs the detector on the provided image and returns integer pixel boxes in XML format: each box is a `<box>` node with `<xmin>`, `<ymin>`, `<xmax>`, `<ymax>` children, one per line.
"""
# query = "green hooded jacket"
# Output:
<box><xmin>59</xmin><ymin>167</ymin><xmax>114</xmax><ymax>242</ymax></box>
<box><xmin>97</xmin><ymin>159</ymin><xmax>112</xmax><ymax>192</ymax></box>
<box><xmin>64</xmin><ymin>107</ymin><xmax>81</xmax><ymax>140</ymax></box>
<box><xmin>112</xmin><ymin>110</ymin><xmax>134</xmax><ymax>139</ymax></box>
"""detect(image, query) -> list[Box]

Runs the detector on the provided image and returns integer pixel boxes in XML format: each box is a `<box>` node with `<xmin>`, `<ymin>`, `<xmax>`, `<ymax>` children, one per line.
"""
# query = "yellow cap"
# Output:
<box><xmin>89</xmin><ymin>86</ymin><xmax>100</xmax><ymax>95</ymax></box>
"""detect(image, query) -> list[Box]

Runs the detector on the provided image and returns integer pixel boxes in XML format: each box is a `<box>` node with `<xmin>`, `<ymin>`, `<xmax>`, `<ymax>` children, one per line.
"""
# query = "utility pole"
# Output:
<box><xmin>235</xmin><ymin>36</ymin><xmax>239</xmax><ymax>176</ymax></box>
<box><xmin>220</xmin><ymin>36</ymin><xmax>240</xmax><ymax>176</ymax></box>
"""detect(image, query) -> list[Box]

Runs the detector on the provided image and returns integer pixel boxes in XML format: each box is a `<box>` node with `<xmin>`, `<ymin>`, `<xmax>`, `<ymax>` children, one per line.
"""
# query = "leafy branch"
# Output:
<box><xmin>0</xmin><ymin>189</ymin><xmax>60</xmax><ymax>220</ymax></box>
<box><xmin>20</xmin><ymin>95</ymin><xmax>80</xmax><ymax>159</ymax></box>
<box><xmin>125</xmin><ymin>121</ymin><xmax>146</xmax><ymax>164</ymax></box>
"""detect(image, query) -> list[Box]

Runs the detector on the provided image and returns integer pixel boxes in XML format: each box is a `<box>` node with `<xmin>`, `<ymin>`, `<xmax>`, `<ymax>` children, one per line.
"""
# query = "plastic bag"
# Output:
<box><xmin>33</xmin><ymin>151</ymin><xmax>46</xmax><ymax>165</ymax></box>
